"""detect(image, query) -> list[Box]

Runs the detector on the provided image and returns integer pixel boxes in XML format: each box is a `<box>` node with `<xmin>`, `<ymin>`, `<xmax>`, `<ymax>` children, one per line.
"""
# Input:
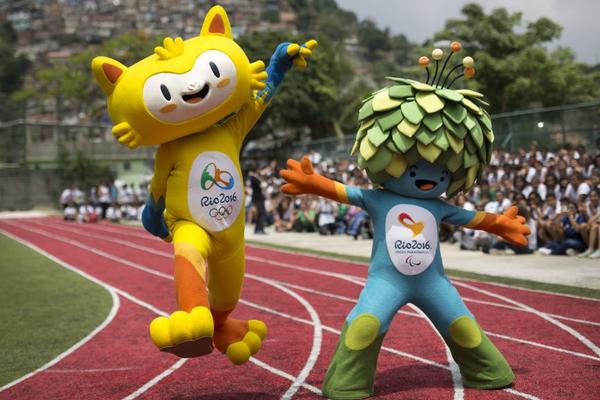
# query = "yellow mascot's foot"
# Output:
<box><xmin>214</xmin><ymin>318</ymin><xmax>267</xmax><ymax>365</ymax></box>
<box><xmin>149</xmin><ymin>306</ymin><xmax>214</xmax><ymax>358</ymax></box>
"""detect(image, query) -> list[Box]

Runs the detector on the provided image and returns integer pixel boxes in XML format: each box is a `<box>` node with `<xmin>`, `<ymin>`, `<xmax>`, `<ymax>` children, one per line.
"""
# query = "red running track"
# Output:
<box><xmin>0</xmin><ymin>217</ymin><xmax>599</xmax><ymax>400</ymax></box>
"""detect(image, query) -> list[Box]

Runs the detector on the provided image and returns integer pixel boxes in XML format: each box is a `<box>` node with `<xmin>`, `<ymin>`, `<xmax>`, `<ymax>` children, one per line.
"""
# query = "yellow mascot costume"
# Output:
<box><xmin>91</xmin><ymin>5</ymin><xmax>316</xmax><ymax>364</ymax></box>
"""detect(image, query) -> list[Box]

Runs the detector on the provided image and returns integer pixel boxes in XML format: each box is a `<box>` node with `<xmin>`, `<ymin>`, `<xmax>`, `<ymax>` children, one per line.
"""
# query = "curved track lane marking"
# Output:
<box><xmin>80</xmin><ymin>220</ymin><xmax>598</xmax><ymax>304</ymax></box>
<box><xmin>21</xmin><ymin>219</ymin><xmax>600</xmax><ymax>361</ymax></box>
<box><xmin>246</xmin><ymin>274</ymin><xmax>323</xmax><ymax>399</ymax></box>
<box><xmin>275</xmin><ymin>281</ymin><xmax>600</xmax><ymax>362</ymax></box>
<box><xmin>409</xmin><ymin>305</ymin><xmax>464</xmax><ymax>400</ymax></box>
<box><xmin>453</xmin><ymin>281</ymin><xmax>600</xmax><ymax>358</ymax></box>
<box><xmin>6</xmin><ymin>222</ymin><xmax>552</xmax><ymax>400</ymax></box>
<box><xmin>0</xmin><ymin>227</ymin><xmax>322</xmax><ymax>398</ymax></box>
<box><xmin>24</xmin><ymin>220</ymin><xmax>600</xmax><ymax>361</ymax></box>
<box><xmin>123</xmin><ymin>359</ymin><xmax>187</xmax><ymax>400</ymax></box>
<box><xmin>0</xmin><ymin>229</ymin><xmax>120</xmax><ymax>394</ymax></box>
<box><xmin>2</xmin><ymin>222</ymin><xmax>322</xmax><ymax>399</ymax></box>
<box><xmin>6</xmin><ymin>222</ymin><xmax>453</xmax><ymax>391</ymax></box>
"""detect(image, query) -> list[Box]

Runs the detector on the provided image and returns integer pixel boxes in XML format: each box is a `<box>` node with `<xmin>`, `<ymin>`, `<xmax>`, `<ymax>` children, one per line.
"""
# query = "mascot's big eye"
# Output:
<box><xmin>160</xmin><ymin>84</ymin><xmax>171</xmax><ymax>100</ymax></box>
<box><xmin>209</xmin><ymin>62</ymin><xmax>220</xmax><ymax>78</ymax></box>
<box><xmin>409</xmin><ymin>171</ymin><xmax>417</xmax><ymax>178</ymax></box>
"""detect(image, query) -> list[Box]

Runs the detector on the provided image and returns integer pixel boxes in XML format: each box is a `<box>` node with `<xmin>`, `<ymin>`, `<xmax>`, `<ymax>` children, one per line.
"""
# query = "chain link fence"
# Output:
<box><xmin>0</xmin><ymin>101</ymin><xmax>599</xmax><ymax>210</ymax></box>
<box><xmin>285</xmin><ymin>101</ymin><xmax>600</xmax><ymax>159</ymax></box>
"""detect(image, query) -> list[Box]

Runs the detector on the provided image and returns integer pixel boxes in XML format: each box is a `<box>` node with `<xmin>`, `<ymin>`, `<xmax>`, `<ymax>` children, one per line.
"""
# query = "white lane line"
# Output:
<box><xmin>409</xmin><ymin>305</ymin><xmax>464</xmax><ymax>400</ymax></box>
<box><xmin>4</xmin><ymin>223</ymin><xmax>321</xmax><ymax>399</ymax></box>
<box><xmin>0</xmin><ymin>230</ymin><xmax>121</xmax><ymax>394</ymax></box>
<box><xmin>454</xmin><ymin>281</ymin><xmax>600</xmax><ymax>358</ymax></box>
<box><xmin>31</xmin><ymin>220</ymin><xmax>600</xmax><ymax>361</ymax></box>
<box><xmin>242</xmin><ymin>299</ymin><xmax>542</xmax><ymax>400</ymax></box>
<box><xmin>246</xmin><ymin>274</ymin><xmax>322</xmax><ymax>400</ymax></box>
<box><xmin>59</xmin><ymin>219</ymin><xmax>598</xmax><ymax>304</ymax></box>
<box><xmin>240</xmin><ymin>299</ymin><xmax>450</xmax><ymax>370</ymax></box>
<box><xmin>48</xmin><ymin>221</ymin><xmax>600</xmax><ymax>316</ymax></box>
<box><xmin>277</xmin><ymin>281</ymin><xmax>600</xmax><ymax>362</ymax></box>
<box><xmin>46</xmin><ymin>367</ymin><xmax>133</xmax><ymax>373</ymax></box>
<box><xmin>7</xmin><ymin>223</ymin><xmax>549</xmax><ymax>400</ymax></box>
<box><xmin>0</xmin><ymin>227</ymin><xmax>322</xmax><ymax>398</ymax></box>
<box><xmin>451</xmin><ymin>276</ymin><xmax>600</xmax><ymax>303</ymax></box>
<box><xmin>461</xmin><ymin>297</ymin><xmax>600</xmax><ymax>327</ymax></box>
<box><xmin>504</xmin><ymin>388</ymin><xmax>542</xmax><ymax>400</ymax></box>
<box><xmin>122</xmin><ymin>359</ymin><xmax>187</xmax><ymax>400</ymax></box>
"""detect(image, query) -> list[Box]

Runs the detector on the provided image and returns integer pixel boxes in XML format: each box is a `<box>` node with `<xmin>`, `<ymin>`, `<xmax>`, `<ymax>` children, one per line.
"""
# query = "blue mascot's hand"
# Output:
<box><xmin>259</xmin><ymin>39</ymin><xmax>318</xmax><ymax>102</ymax></box>
<box><xmin>142</xmin><ymin>196</ymin><xmax>172</xmax><ymax>242</ymax></box>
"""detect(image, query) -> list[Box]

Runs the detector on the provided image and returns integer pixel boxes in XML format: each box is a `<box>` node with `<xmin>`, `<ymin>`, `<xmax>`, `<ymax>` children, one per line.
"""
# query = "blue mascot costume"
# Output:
<box><xmin>281</xmin><ymin>42</ymin><xmax>530</xmax><ymax>399</ymax></box>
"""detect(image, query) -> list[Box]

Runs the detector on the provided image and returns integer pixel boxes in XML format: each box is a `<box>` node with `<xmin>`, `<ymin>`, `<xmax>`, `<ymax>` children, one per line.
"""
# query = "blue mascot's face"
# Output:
<box><xmin>383</xmin><ymin>160</ymin><xmax>451</xmax><ymax>199</ymax></box>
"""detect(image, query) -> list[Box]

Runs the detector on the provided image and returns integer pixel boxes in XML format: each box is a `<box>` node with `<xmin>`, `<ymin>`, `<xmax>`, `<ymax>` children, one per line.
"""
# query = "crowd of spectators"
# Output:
<box><xmin>245</xmin><ymin>140</ymin><xmax>600</xmax><ymax>259</ymax></box>
<box><xmin>59</xmin><ymin>180</ymin><xmax>148</xmax><ymax>223</ymax></box>
<box><xmin>60</xmin><ymin>140</ymin><xmax>599</xmax><ymax>259</ymax></box>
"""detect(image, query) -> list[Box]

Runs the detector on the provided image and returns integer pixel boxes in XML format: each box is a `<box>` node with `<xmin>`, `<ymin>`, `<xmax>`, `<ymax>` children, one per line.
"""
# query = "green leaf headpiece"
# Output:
<box><xmin>352</xmin><ymin>41</ymin><xmax>493</xmax><ymax>197</ymax></box>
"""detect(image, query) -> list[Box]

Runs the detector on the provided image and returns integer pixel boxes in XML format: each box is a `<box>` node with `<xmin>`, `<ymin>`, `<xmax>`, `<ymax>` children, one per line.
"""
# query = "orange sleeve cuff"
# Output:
<box><xmin>464</xmin><ymin>212</ymin><xmax>497</xmax><ymax>230</ymax></box>
<box><xmin>310</xmin><ymin>175</ymin><xmax>348</xmax><ymax>204</ymax></box>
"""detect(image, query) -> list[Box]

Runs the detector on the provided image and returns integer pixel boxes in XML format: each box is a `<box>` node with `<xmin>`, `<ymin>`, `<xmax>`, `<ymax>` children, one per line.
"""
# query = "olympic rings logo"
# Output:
<box><xmin>201</xmin><ymin>162</ymin><xmax>235</xmax><ymax>190</ymax></box>
<box><xmin>209</xmin><ymin>205</ymin><xmax>233</xmax><ymax>220</ymax></box>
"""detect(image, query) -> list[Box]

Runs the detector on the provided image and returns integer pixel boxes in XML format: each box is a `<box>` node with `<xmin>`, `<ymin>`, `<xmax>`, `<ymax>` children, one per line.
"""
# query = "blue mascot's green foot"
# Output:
<box><xmin>444</xmin><ymin>316</ymin><xmax>515</xmax><ymax>389</ymax></box>
<box><xmin>322</xmin><ymin>315</ymin><xmax>385</xmax><ymax>399</ymax></box>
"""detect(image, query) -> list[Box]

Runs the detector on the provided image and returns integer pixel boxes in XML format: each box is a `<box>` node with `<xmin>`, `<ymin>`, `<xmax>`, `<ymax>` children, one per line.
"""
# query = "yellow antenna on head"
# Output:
<box><xmin>154</xmin><ymin>37</ymin><xmax>185</xmax><ymax>60</ymax></box>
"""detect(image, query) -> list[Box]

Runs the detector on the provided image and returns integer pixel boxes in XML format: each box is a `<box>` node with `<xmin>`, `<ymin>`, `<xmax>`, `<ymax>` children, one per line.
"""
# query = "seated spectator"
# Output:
<box><xmin>60</xmin><ymin>185</ymin><xmax>74</xmax><ymax>209</ymax></box>
<box><xmin>346</xmin><ymin>207</ymin><xmax>371</xmax><ymax>240</ymax></box>
<box><xmin>335</xmin><ymin>203</ymin><xmax>350</xmax><ymax>234</ymax></box>
<box><xmin>77</xmin><ymin>203</ymin><xmax>98</xmax><ymax>223</ymax></box>
<box><xmin>274</xmin><ymin>196</ymin><xmax>294</xmax><ymax>232</ymax></box>
<box><xmin>106</xmin><ymin>202</ymin><xmax>122</xmax><ymax>223</ymax></box>
<box><xmin>63</xmin><ymin>202</ymin><xmax>78</xmax><ymax>221</ymax></box>
<box><xmin>317</xmin><ymin>199</ymin><xmax>337</xmax><ymax>235</ymax></box>
<box><xmin>292</xmin><ymin>198</ymin><xmax>316</xmax><ymax>233</ymax></box>
<box><xmin>538</xmin><ymin>201</ymin><xmax>587</xmax><ymax>255</ymax></box>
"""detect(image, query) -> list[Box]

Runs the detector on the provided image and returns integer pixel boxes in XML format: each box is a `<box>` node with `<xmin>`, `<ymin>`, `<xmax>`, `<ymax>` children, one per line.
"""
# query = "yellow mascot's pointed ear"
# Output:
<box><xmin>199</xmin><ymin>5</ymin><xmax>233</xmax><ymax>39</ymax></box>
<box><xmin>91</xmin><ymin>56</ymin><xmax>128</xmax><ymax>95</ymax></box>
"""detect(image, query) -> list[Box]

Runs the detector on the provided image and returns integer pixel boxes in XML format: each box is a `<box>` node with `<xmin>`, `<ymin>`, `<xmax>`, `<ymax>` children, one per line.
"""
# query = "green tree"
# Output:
<box><xmin>285</xmin><ymin>0</ymin><xmax>357</xmax><ymax>41</ymax></box>
<box><xmin>357</xmin><ymin>19</ymin><xmax>391</xmax><ymax>61</ymax></box>
<box><xmin>17</xmin><ymin>32</ymin><xmax>159</xmax><ymax>121</ymax></box>
<box><xmin>55</xmin><ymin>146</ymin><xmax>114</xmax><ymax>190</ymax></box>
<box><xmin>237</xmin><ymin>31</ymin><xmax>365</xmax><ymax>144</ymax></box>
<box><xmin>0</xmin><ymin>22</ymin><xmax>30</xmax><ymax>121</ymax></box>
<box><xmin>432</xmin><ymin>3</ymin><xmax>599</xmax><ymax>112</ymax></box>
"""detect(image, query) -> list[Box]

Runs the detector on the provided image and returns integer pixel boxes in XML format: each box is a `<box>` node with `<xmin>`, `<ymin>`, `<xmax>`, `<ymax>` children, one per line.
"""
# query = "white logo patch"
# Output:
<box><xmin>187</xmin><ymin>151</ymin><xmax>242</xmax><ymax>232</ymax></box>
<box><xmin>385</xmin><ymin>204</ymin><xmax>438</xmax><ymax>275</ymax></box>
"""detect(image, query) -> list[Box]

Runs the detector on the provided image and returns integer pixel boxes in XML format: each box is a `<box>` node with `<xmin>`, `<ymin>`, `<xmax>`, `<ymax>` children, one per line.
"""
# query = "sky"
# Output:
<box><xmin>335</xmin><ymin>0</ymin><xmax>600</xmax><ymax>65</ymax></box>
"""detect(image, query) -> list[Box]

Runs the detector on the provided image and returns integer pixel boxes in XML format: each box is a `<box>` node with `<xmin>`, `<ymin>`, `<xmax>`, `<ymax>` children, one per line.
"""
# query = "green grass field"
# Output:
<box><xmin>0</xmin><ymin>234</ymin><xmax>112</xmax><ymax>387</ymax></box>
<box><xmin>247</xmin><ymin>240</ymin><xmax>600</xmax><ymax>300</ymax></box>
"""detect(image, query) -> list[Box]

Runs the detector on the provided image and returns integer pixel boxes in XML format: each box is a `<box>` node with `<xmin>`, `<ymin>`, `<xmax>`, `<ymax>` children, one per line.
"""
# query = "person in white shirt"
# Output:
<box><xmin>317</xmin><ymin>199</ymin><xmax>337</xmax><ymax>235</ymax></box>
<box><xmin>106</xmin><ymin>203</ymin><xmax>121</xmax><ymax>222</ymax></box>
<box><xmin>72</xmin><ymin>187</ymin><xmax>85</xmax><ymax>206</ymax></box>
<box><xmin>60</xmin><ymin>186</ymin><xmax>73</xmax><ymax>209</ymax></box>
<box><xmin>63</xmin><ymin>203</ymin><xmax>77</xmax><ymax>221</ymax></box>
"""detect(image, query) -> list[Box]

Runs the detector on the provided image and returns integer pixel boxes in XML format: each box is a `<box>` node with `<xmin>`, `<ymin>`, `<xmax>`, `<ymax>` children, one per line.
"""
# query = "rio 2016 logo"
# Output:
<box><xmin>201</xmin><ymin>162</ymin><xmax>234</xmax><ymax>190</ymax></box>
<box><xmin>188</xmin><ymin>152</ymin><xmax>242</xmax><ymax>232</ymax></box>
<box><xmin>385</xmin><ymin>204</ymin><xmax>438</xmax><ymax>275</ymax></box>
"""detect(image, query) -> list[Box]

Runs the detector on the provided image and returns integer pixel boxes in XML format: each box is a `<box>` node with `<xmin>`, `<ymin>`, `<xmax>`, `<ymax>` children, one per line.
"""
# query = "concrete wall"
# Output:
<box><xmin>0</xmin><ymin>168</ymin><xmax>60</xmax><ymax>211</ymax></box>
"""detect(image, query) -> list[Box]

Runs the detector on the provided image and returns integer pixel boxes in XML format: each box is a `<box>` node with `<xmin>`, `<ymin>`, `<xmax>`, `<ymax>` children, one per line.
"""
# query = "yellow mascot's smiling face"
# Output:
<box><xmin>91</xmin><ymin>6</ymin><xmax>261</xmax><ymax>146</ymax></box>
